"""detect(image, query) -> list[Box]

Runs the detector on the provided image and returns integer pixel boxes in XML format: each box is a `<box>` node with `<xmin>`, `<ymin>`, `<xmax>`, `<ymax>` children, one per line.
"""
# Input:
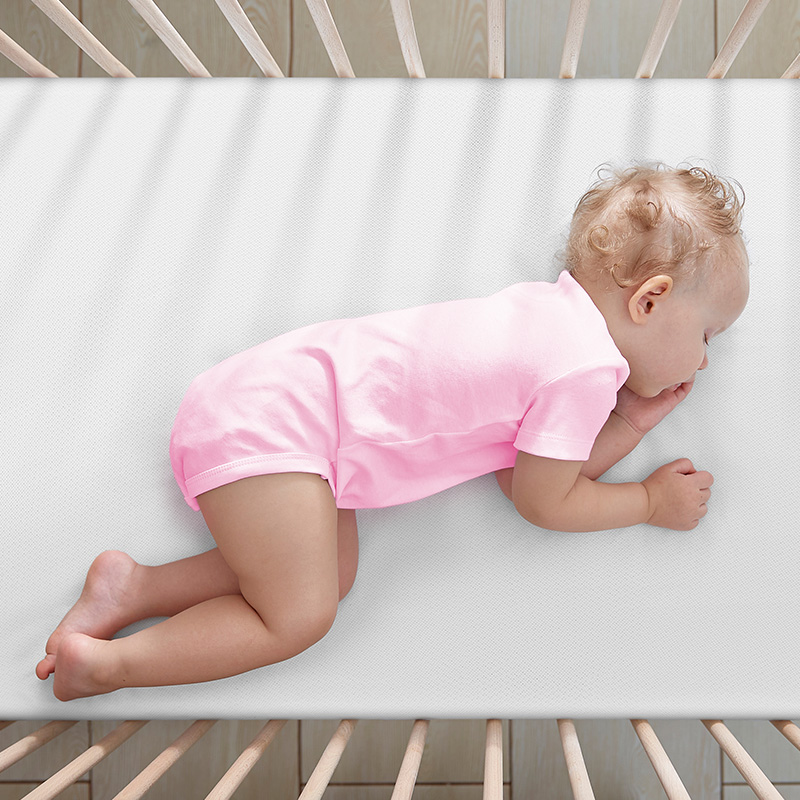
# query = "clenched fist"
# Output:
<box><xmin>642</xmin><ymin>458</ymin><xmax>714</xmax><ymax>530</ymax></box>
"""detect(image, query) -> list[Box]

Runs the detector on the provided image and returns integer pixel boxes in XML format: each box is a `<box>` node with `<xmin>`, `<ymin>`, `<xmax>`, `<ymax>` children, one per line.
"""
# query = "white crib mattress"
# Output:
<box><xmin>1</xmin><ymin>78</ymin><xmax>798</xmax><ymax>719</ymax></box>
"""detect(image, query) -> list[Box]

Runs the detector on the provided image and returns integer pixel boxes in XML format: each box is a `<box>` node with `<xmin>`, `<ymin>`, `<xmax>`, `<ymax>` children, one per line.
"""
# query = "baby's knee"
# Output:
<box><xmin>267</xmin><ymin>601</ymin><xmax>338</xmax><ymax>659</ymax></box>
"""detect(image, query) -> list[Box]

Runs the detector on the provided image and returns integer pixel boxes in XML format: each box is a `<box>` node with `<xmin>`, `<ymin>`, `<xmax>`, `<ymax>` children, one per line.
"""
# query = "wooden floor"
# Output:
<box><xmin>0</xmin><ymin>0</ymin><xmax>798</xmax><ymax>78</ymax></box>
<box><xmin>2</xmin><ymin>719</ymin><xmax>800</xmax><ymax>798</ymax></box>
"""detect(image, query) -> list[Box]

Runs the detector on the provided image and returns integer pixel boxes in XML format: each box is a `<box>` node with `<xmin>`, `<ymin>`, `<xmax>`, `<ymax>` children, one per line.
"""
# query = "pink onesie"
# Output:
<box><xmin>170</xmin><ymin>270</ymin><xmax>630</xmax><ymax>511</ymax></box>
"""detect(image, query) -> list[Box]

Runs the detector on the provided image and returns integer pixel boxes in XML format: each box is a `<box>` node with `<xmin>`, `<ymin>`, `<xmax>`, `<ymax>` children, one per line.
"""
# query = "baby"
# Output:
<box><xmin>36</xmin><ymin>161</ymin><xmax>750</xmax><ymax>701</ymax></box>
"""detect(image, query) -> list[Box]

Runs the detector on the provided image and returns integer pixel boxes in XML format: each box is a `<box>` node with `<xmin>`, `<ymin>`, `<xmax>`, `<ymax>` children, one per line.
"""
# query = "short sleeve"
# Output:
<box><xmin>513</xmin><ymin>360</ymin><xmax>627</xmax><ymax>462</ymax></box>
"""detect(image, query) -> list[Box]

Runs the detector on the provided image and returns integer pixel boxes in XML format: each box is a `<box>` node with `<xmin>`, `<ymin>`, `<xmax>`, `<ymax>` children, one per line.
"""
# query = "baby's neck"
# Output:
<box><xmin>570</xmin><ymin>273</ymin><xmax>629</xmax><ymax>349</ymax></box>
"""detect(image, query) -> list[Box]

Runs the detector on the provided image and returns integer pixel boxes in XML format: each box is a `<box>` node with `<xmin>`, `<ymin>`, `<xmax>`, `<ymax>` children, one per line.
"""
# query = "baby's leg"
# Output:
<box><xmin>49</xmin><ymin>472</ymin><xmax>341</xmax><ymax>701</ymax></box>
<box><xmin>35</xmin><ymin>548</ymin><xmax>240</xmax><ymax>680</ymax></box>
<box><xmin>37</xmin><ymin>506</ymin><xmax>358</xmax><ymax>681</ymax></box>
<box><xmin>129</xmin><ymin>508</ymin><xmax>356</xmax><ymax>611</ymax></box>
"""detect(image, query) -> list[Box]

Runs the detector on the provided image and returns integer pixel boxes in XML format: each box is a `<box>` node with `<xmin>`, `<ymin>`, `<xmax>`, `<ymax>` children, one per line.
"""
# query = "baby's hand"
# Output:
<box><xmin>642</xmin><ymin>458</ymin><xmax>713</xmax><ymax>530</ymax></box>
<box><xmin>613</xmin><ymin>381</ymin><xmax>694</xmax><ymax>436</ymax></box>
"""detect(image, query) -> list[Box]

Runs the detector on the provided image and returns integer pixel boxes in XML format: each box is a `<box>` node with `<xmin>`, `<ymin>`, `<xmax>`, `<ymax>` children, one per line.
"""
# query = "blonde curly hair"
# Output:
<box><xmin>561</xmin><ymin>161</ymin><xmax>747</xmax><ymax>291</ymax></box>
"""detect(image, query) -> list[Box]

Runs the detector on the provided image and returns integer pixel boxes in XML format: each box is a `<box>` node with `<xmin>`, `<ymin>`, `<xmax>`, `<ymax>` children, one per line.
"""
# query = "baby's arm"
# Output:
<box><xmin>511</xmin><ymin>450</ymin><xmax>713</xmax><ymax>532</ymax></box>
<box><xmin>493</xmin><ymin>411</ymin><xmax>641</xmax><ymax>504</ymax></box>
<box><xmin>512</xmin><ymin>452</ymin><xmax>649</xmax><ymax>531</ymax></box>
<box><xmin>581</xmin><ymin>381</ymin><xmax>695</xmax><ymax>480</ymax></box>
<box><xmin>495</xmin><ymin>381</ymin><xmax>705</xmax><ymax>530</ymax></box>
<box><xmin>494</xmin><ymin>397</ymin><xmax>651</xmax><ymax>502</ymax></box>
<box><xmin>579</xmin><ymin>409</ymin><xmax>643</xmax><ymax>480</ymax></box>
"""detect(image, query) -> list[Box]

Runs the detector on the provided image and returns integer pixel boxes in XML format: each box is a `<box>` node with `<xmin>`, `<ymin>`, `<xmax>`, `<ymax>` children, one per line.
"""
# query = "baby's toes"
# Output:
<box><xmin>35</xmin><ymin>653</ymin><xmax>56</xmax><ymax>680</ymax></box>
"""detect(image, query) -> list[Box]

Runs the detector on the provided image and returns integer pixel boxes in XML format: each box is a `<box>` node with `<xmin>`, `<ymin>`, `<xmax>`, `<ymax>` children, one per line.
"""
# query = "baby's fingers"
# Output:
<box><xmin>674</xmin><ymin>380</ymin><xmax>694</xmax><ymax>402</ymax></box>
<box><xmin>693</xmin><ymin>470</ymin><xmax>714</xmax><ymax>489</ymax></box>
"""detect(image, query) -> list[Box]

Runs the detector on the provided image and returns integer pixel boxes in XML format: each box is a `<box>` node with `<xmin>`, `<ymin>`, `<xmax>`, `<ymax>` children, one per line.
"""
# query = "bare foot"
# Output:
<box><xmin>36</xmin><ymin>550</ymin><xmax>140</xmax><ymax>681</ymax></box>
<box><xmin>52</xmin><ymin>632</ymin><xmax>116</xmax><ymax>701</ymax></box>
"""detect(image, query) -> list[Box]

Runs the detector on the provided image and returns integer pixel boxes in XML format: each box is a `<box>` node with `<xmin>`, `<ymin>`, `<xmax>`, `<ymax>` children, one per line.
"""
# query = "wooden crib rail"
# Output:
<box><xmin>27</xmin><ymin>0</ymin><xmax>135</xmax><ymax>76</ymax></box>
<box><xmin>0</xmin><ymin>26</ymin><xmax>57</xmax><ymax>76</ymax></box>
<box><xmin>390</xmin><ymin>0</ymin><xmax>425</xmax><ymax>79</ymax></box>
<box><xmin>214</xmin><ymin>0</ymin><xmax>284</xmax><ymax>77</ymax></box>
<box><xmin>303</xmin><ymin>0</ymin><xmax>354</xmax><ymax>77</ymax></box>
<box><xmin>702</xmin><ymin>720</ymin><xmax>785</xmax><ymax>800</ymax></box>
<box><xmin>635</xmin><ymin>0</ymin><xmax>683</xmax><ymax>79</ymax></box>
<box><xmin>784</xmin><ymin>52</ymin><xmax>800</xmax><ymax>78</ymax></box>
<box><xmin>631</xmin><ymin>719</ymin><xmax>692</xmax><ymax>800</ymax></box>
<box><xmin>125</xmin><ymin>0</ymin><xmax>211</xmax><ymax>77</ymax></box>
<box><xmin>113</xmin><ymin>720</ymin><xmax>217</xmax><ymax>800</ymax></box>
<box><xmin>557</xmin><ymin>719</ymin><xmax>595</xmax><ymax>799</ymax></box>
<box><xmin>391</xmin><ymin>718</ymin><xmax>429</xmax><ymax>800</ymax></box>
<box><xmin>706</xmin><ymin>0</ymin><xmax>772</xmax><ymax>77</ymax></box>
<box><xmin>1</xmin><ymin>718</ymin><xmax>798</xmax><ymax>798</ymax></box>
<box><xmin>2</xmin><ymin>0</ymin><xmax>799</xmax><ymax>78</ymax></box>
<box><xmin>13</xmin><ymin>720</ymin><xmax>149</xmax><ymax>800</ymax></box>
<box><xmin>205</xmin><ymin>719</ymin><xmax>287</xmax><ymax>800</ymax></box>
<box><xmin>559</xmin><ymin>0</ymin><xmax>591</xmax><ymax>79</ymax></box>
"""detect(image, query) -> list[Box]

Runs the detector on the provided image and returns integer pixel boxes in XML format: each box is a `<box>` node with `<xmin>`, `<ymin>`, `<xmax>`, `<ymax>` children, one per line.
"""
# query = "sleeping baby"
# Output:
<box><xmin>36</xmin><ymin>161</ymin><xmax>749</xmax><ymax>700</ymax></box>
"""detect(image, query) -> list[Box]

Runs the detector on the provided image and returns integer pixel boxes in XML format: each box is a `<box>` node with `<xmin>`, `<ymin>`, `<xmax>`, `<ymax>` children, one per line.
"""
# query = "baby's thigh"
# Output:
<box><xmin>196</xmin><ymin>472</ymin><xmax>340</xmax><ymax>638</ymax></box>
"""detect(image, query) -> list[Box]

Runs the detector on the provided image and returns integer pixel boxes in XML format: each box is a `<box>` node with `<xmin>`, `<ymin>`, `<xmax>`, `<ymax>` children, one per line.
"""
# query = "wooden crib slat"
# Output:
<box><xmin>630</xmin><ymin>720</ymin><xmax>692</xmax><ymax>800</ymax></box>
<box><xmin>390</xmin><ymin>719</ymin><xmax>429</xmax><ymax>800</ymax></box>
<box><xmin>0</xmin><ymin>721</ymin><xmax>78</xmax><ymax>774</ymax></box>
<box><xmin>706</xmin><ymin>0</ymin><xmax>772</xmax><ymax>78</ymax></box>
<box><xmin>27</xmin><ymin>0</ymin><xmax>135</xmax><ymax>77</ymax></box>
<box><xmin>559</xmin><ymin>0</ymin><xmax>592</xmax><ymax>79</ymax></box>
<box><xmin>635</xmin><ymin>0</ymin><xmax>683</xmax><ymax>78</ymax></box>
<box><xmin>483</xmin><ymin>719</ymin><xmax>503</xmax><ymax>800</ymax></box>
<box><xmin>557</xmin><ymin>719</ymin><xmax>596</xmax><ymax>800</ymax></box>
<box><xmin>0</xmin><ymin>28</ymin><xmax>58</xmax><ymax>76</ymax></box>
<box><xmin>0</xmin><ymin>722</ymin><xmax>16</xmax><ymax>733</ymax></box>
<box><xmin>487</xmin><ymin>0</ymin><xmax>505</xmax><ymax>79</ymax></box>
<box><xmin>299</xmin><ymin>719</ymin><xmax>358</xmax><ymax>800</ymax></box>
<box><xmin>304</xmin><ymin>0</ymin><xmax>355</xmax><ymax>78</ymax></box>
<box><xmin>701</xmin><ymin>720</ymin><xmax>784</xmax><ymax>800</ymax></box>
<box><xmin>124</xmin><ymin>0</ymin><xmax>212</xmax><ymax>77</ymax></box>
<box><xmin>204</xmin><ymin>719</ymin><xmax>286</xmax><ymax>800</ymax></box>
<box><xmin>213</xmin><ymin>0</ymin><xmax>284</xmax><ymax>77</ymax></box>
<box><xmin>781</xmin><ymin>51</ymin><xmax>800</xmax><ymax>78</ymax></box>
<box><xmin>21</xmin><ymin>720</ymin><xmax>148</xmax><ymax>800</ymax></box>
<box><xmin>391</xmin><ymin>0</ymin><xmax>425</xmax><ymax>78</ymax></box>
<box><xmin>111</xmin><ymin>720</ymin><xmax>217</xmax><ymax>800</ymax></box>
<box><xmin>389</xmin><ymin>0</ymin><xmax>425</xmax><ymax>78</ymax></box>
<box><xmin>771</xmin><ymin>720</ymin><xmax>800</xmax><ymax>751</ymax></box>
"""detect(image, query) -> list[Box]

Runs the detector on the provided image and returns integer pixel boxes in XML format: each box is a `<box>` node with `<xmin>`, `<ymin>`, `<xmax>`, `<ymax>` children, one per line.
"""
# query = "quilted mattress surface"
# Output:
<box><xmin>1</xmin><ymin>78</ymin><xmax>797</xmax><ymax>718</ymax></box>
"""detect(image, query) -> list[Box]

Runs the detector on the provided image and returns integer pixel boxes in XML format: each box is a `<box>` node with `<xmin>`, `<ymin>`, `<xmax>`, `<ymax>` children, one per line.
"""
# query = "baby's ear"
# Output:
<box><xmin>628</xmin><ymin>274</ymin><xmax>674</xmax><ymax>322</ymax></box>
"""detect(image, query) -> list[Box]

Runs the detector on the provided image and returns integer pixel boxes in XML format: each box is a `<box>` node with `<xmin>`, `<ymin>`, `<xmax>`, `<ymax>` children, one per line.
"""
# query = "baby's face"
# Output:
<box><xmin>625</xmin><ymin>257</ymin><xmax>750</xmax><ymax>398</ymax></box>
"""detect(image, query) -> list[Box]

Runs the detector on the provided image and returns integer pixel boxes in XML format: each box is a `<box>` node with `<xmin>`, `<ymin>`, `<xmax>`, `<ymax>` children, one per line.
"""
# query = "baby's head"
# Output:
<box><xmin>563</xmin><ymin>160</ymin><xmax>747</xmax><ymax>292</ymax></box>
<box><xmin>563</xmin><ymin>162</ymin><xmax>750</xmax><ymax>397</ymax></box>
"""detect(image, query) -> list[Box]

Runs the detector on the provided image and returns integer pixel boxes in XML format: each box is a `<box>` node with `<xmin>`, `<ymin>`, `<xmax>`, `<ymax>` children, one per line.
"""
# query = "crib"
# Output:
<box><xmin>1</xmin><ymin>0</ymin><xmax>799</xmax><ymax>798</ymax></box>
<box><xmin>3</xmin><ymin>718</ymin><xmax>800</xmax><ymax>798</ymax></box>
<box><xmin>1</xmin><ymin>0</ymin><xmax>800</xmax><ymax>78</ymax></box>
